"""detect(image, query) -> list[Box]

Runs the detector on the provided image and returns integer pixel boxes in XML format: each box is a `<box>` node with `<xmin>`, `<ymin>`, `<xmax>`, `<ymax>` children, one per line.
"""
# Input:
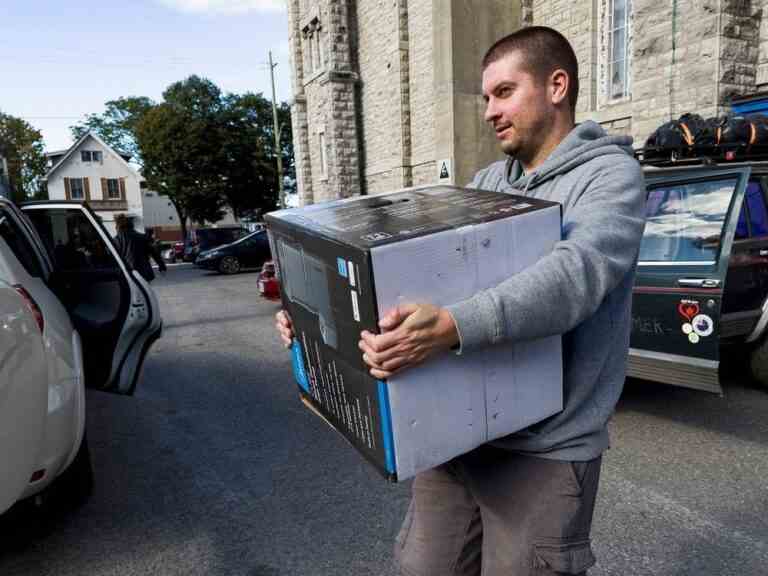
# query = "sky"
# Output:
<box><xmin>1</xmin><ymin>0</ymin><xmax>292</xmax><ymax>153</ymax></box>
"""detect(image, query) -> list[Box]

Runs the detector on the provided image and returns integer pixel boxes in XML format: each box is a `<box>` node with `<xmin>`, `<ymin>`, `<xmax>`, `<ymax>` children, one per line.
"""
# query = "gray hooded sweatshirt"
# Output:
<box><xmin>446</xmin><ymin>120</ymin><xmax>646</xmax><ymax>461</ymax></box>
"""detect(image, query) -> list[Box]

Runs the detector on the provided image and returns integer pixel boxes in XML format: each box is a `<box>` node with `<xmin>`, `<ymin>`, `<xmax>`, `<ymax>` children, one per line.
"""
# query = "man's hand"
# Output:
<box><xmin>275</xmin><ymin>309</ymin><xmax>295</xmax><ymax>348</ymax></box>
<box><xmin>359</xmin><ymin>303</ymin><xmax>459</xmax><ymax>379</ymax></box>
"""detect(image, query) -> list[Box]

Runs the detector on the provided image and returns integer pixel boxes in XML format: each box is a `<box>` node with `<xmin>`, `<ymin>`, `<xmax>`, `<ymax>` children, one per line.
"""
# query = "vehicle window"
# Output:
<box><xmin>24</xmin><ymin>209</ymin><xmax>119</xmax><ymax>272</ymax></box>
<box><xmin>736</xmin><ymin>204</ymin><xmax>749</xmax><ymax>240</ymax></box>
<box><xmin>734</xmin><ymin>181</ymin><xmax>768</xmax><ymax>240</ymax></box>
<box><xmin>0</xmin><ymin>207</ymin><xmax>43</xmax><ymax>277</ymax></box>
<box><xmin>746</xmin><ymin>181</ymin><xmax>768</xmax><ymax>237</ymax></box>
<box><xmin>197</xmin><ymin>229</ymin><xmax>244</xmax><ymax>249</ymax></box>
<box><xmin>639</xmin><ymin>176</ymin><xmax>738</xmax><ymax>264</ymax></box>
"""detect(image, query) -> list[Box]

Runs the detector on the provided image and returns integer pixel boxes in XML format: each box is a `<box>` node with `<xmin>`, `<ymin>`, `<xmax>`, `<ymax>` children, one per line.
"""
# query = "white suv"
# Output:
<box><xmin>0</xmin><ymin>199</ymin><xmax>161</xmax><ymax>516</ymax></box>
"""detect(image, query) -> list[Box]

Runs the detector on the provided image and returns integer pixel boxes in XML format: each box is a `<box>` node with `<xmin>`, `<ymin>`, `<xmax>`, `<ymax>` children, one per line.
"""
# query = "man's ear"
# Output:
<box><xmin>550</xmin><ymin>69</ymin><xmax>569</xmax><ymax>106</ymax></box>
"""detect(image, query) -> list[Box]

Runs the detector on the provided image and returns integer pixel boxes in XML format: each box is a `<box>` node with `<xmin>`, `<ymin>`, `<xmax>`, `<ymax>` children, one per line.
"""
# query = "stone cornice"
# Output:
<box><xmin>318</xmin><ymin>70</ymin><xmax>360</xmax><ymax>86</ymax></box>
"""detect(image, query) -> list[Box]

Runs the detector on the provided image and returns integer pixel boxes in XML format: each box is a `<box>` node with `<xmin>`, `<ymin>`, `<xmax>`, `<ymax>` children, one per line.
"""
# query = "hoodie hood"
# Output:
<box><xmin>503</xmin><ymin>120</ymin><xmax>634</xmax><ymax>192</ymax></box>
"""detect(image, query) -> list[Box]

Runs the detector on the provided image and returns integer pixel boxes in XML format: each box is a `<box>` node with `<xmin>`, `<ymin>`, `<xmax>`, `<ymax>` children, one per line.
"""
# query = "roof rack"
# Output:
<box><xmin>635</xmin><ymin>143</ymin><xmax>768</xmax><ymax>167</ymax></box>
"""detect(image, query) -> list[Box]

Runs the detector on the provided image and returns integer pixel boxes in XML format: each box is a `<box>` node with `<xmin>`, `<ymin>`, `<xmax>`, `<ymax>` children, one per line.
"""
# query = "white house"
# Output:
<box><xmin>45</xmin><ymin>132</ymin><xmax>144</xmax><ymax>236</ymax></box>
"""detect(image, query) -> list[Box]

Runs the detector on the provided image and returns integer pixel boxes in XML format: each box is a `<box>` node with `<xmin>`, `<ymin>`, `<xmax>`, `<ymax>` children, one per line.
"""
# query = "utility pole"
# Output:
<box><xmin>269</xmin><ymin>50</ymin><xmax>285</xmax><ymax>209</ymax></box>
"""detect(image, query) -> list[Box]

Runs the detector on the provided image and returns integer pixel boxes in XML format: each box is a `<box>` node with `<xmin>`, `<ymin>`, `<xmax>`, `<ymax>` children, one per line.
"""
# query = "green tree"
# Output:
<box><xmin>0</xmin><ymin>112</ymin><xmax>48</xmax><ymax>203</ymax></box>
<box><xmin>71</xmin><ymin>97</ymin><xmax>154</xmax><ymax>162</ymax></box>
<box><xmin>135</xmin><ymin>76</ymin><xmax>293</xmax><ymax>237</ymax></box>
<box><xmin>134</xmin><ymin>76</ymin><xmax>229</xmax><ymax>240</ymax></box>
<box><xmin>277</xmin><ymin>102</ymin><xmax>296</xmax><ymax>199</ymax></box>
<box><xmin>219</xmin><ymin>92</ymin><xmax>294</xmax><ymax>219</ymax></box>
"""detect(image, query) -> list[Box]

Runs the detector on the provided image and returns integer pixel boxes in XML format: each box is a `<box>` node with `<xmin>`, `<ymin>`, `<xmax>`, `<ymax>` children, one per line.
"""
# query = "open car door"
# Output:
<box><xmin>629</xmin><ymin>167</ymin><xmax>749</xmax><ymax>394</ymax></box>
<box><xmin>21</xmin><ymin>202</ymin><xmax>162</xmax><ymax>394</ymax></box>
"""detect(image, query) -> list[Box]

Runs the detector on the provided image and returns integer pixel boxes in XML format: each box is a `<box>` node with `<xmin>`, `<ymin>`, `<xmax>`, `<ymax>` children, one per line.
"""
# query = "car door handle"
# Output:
<box><xmin>678</xmin><ymin>278</ymin><xmax>721</xmax><ymax>288</ymax></box>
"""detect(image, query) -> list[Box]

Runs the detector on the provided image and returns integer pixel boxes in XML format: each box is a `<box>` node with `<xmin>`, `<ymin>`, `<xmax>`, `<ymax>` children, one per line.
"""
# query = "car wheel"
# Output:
<box><xmin>219</xmin><ymin>256</ymin><xmax>241</xmax><ymax>275</ymax></box>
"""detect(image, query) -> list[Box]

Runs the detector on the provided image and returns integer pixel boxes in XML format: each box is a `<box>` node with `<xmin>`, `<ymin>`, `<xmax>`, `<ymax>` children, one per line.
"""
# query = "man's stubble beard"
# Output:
<box><xmin>500</xmin><ymin>115</ymin><xmax>551</xmax><ymax>164</ymax></box>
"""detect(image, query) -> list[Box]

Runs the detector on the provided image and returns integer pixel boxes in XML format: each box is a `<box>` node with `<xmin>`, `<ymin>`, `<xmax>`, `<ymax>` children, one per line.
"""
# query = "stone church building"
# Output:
<box><xmin>287</xmin><ymin>0</ymin><xmax>768</xmax><ymax>204</ymax></box>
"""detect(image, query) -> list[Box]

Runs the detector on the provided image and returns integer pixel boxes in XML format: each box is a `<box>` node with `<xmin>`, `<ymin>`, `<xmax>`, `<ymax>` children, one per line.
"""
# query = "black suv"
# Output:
<box><xmin>630</xmin><ymin>154</ymin><xmax>768</xmax><ymax>394</ymax></box>
<box><xmin>183</xmin><ymin>226</ymin><xmax>249</xmax><ymax>262</ymax></box>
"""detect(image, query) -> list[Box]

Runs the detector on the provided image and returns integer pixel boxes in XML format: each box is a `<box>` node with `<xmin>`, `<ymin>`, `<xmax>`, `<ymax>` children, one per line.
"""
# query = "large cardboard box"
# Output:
<box><xmin>265</xmin><ymin>185</ymin><xmax>563</xmax><ymax>481</ymax></box>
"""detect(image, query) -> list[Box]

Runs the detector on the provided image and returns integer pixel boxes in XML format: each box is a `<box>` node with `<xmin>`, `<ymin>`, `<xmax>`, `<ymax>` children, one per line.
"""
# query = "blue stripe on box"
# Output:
<box><xmin>377</xmin><ymin>380</ymin><xmax>396</xmax><ymax>474</ymax></box>
<box><xmin>291</xmin><ymin>340</ymin><xmax>310</xmax><ymax>393</ymax></box>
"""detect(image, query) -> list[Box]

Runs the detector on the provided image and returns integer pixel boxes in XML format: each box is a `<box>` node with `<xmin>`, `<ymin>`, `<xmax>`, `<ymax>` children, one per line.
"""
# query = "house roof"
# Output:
<box><xmin>44</xmin><ymin>131</ymin><xmax>137</xmax><ymax>180</ymax></box>
<box><xmin>45</xmin><ymin>149</ymin><xmax>70</xmax><ymax>157</ymax></box>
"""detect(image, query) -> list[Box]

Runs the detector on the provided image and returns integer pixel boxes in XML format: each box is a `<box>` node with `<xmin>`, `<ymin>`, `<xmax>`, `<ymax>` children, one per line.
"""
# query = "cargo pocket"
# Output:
<box><xmin>532</xmin><ymin>539</ymin><xmax>596</xmax><ymax>574</ymax></box>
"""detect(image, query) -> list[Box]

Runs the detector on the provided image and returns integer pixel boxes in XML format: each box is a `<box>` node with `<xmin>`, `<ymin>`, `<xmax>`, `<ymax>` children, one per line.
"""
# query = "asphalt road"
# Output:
<box><xmin>1</xmin><ymin>264</ymin><xmax>767</xmax><ymax>575</ymax></box>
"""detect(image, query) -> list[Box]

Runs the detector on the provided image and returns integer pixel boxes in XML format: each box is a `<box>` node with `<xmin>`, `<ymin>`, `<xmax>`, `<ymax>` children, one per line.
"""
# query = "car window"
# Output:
<box><xmin>735</xmin><ymin>181</ymin><xmax>768</xmax><ymax>240</ymax></box>
<box><xmin>197</xmin><ymin>228</ymin><xmax>246</xmax><ymax>249</ymax></box>
<box><xmin>639</xmin><ymin>176</ymin><xmax>739</xmax><ymax>264</ymax></box>
<box><xmin>736</xmin><ymin>204</ymin><xmax>749</xmax><ymax>240</ymax></box>
<box><xmin>747</xmin><ymin>181</ymin><xmax>768</xmax><ymax>237</ymax></box>
<box><xmin>24</xmin><ymin>209</ymin><xmax>119</xmax><ymax>272</ymax></box>
<box><xmin>0</xmin><ymin>207</ymin><xmax>44</xmax><ymax>277</ymax></box>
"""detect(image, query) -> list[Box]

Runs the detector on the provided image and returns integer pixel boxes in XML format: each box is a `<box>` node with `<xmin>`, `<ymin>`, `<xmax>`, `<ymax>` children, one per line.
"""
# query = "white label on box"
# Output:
<box><xmin>348</xmin><ymin>260</ymin><xmax>356</xmax><ymax>287</ymax></box>
<box><xmin>351</xmin><ymin>290</ymin><xmax>360</xmax><ymax>321</ymax></box>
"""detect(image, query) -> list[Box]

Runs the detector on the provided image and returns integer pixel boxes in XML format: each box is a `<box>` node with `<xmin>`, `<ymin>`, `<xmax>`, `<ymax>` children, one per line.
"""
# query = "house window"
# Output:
<box><xmin>303</xmin><ymin>18</ymin><xmax>324</xmax><ymax>76</ymax></box>
<box><xmin>314</xmin><ymin>28</ymin><xmax>324</xmax><ymax>70</ymax></box>
<box><xmin>306</xmin><ymin>32</ymin><xmax>315</xmax><ymax>74</ymax></box>
<box><xmin>608</xmin><ymin>0</ymin><xmax>630</xmax><ymax>99</ymax></box>
<box><xmin>106</xmin><ymin>179</ymin><xmax>121</xmax><ymax>199</ymax></box>
<box><xmin>69</xmin><ymin>178</ymin><xmax>85</xmax><ymax>200</ymax></box>
<box><xmin>81</xmin><ymin>151</ymin><xmax>92</xmax><ymax>162</ymax></box>
<box><xmin>92</xmin><ymin>151</ymin><xmax>103</xmax><ymax>162</ymax></box>
<box><xmin>318</xmin><ymin>131</ymin><xmax>327</xmax><ymax>177</ymax></box>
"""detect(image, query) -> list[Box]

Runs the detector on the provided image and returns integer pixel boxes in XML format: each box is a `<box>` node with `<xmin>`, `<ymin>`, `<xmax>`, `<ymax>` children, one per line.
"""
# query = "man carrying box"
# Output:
<box><xmin>276</xmin><ymin>26</ymin><xmax>645</xmax><ymax>576</ymax></box>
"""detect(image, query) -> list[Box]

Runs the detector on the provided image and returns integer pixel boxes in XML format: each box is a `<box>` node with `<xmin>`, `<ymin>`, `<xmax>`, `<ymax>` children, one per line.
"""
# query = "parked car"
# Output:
<box><xmin>195</xmin><ymin>229</ymin><xmax>271</xmax><ymax>274</ymax></box>
<box><xmin>257</xmin><ymin>260</ymin><xmax>280</xmax><ymax>301</ymax></box>
<box><xmin>173</xmin><ymin>240</ymin><xmax>184</xmax><ymax>261</ymax></box>
<box><xmin>160</xmin><ymin>241</ymin><xmax>185</xmax><ymax>264</ymax></box>
<box><xmin>183</xmin><ymin>226</ymin><xmax>249</xmax><ymax>262</ymax></box>
<box><xmin>0</xmin><ymin>198</ymin><xmax>161</xmax><ymax>517</ymax></box>
<box><xmin>630</xmin><ymin>151</ymin><xmax>768</xmax><ymax>394</ymax></box>
<box><xmin>161</xmin><ymin>247</ymin><xmax>175</xmax><ymax>263</ymax></box>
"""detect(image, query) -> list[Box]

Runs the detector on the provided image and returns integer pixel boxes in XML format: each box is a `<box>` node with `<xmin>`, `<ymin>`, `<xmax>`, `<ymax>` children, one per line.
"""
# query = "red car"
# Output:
<box><xmin>257</xmin><ymin>260</ymin><xmax>280</xmax><ymax>301</ymax></box>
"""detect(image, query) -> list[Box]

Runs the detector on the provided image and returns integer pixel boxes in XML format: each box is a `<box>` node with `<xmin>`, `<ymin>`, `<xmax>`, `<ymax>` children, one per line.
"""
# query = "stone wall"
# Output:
<box><xmin>531</xmin><ymin>0</ymin><xmax>597</xmax><ymax>115</ymax></box>
<box><xmin>290</xmin><ymin>0</ymin><xmax>361</xmax><ymax>204</ymax></box>
<box><xmin>718</xmin><ymin>0</ymin><xmax>761</xmax><ymax>105</ymax></box>
<box><xmin>533</xmin><ymin>0</ymin><xmax>764</xmax><ymax>146</ymax></box>
<box><xmin>288</xmin><ymin>1</ymin><xmax>768</xmax><ymax>205</ymax></box>
<box><xmin>408</xmin><ymin>0</ymin><xmax>436</xmax><ymax>186</ymax></box>
<box><xmin>356</xmin><ymin>0</ymin><xmax>404</xmax><ymax>194</ymax></box>
<box><xmin>758</xmin><ymin>0</ymin><xmax>768</xmax><ymax>89</ymax></box>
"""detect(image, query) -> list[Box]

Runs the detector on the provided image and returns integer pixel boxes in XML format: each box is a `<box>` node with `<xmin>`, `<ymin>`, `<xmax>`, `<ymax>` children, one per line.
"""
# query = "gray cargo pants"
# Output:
<box><xmin>394</xmin><ymin>446</ymin><xmax>601</xmax><ymax>576</ymax></box>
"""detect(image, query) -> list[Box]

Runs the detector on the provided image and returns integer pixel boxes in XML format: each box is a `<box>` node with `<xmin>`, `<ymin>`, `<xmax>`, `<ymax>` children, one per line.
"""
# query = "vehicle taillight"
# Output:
<box><xmin>13</xmin><ymin>285</ymin><xmax>44</xmax><ymax>334</ymax></box>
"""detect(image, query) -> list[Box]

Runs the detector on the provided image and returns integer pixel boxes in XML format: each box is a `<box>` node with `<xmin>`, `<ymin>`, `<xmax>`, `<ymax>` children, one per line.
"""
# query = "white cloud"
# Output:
<box><xmin>157</xmin><ymin>0</ymin><xmax>286</xmax><ymax>15</ymax></box>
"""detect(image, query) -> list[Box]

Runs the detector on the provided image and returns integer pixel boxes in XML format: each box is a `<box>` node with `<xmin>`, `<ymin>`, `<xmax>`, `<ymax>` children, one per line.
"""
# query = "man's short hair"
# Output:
<box><xmin>482</xmin><ymin>26</ymin><xmax>579</xmax><ymax>112</ymax></box>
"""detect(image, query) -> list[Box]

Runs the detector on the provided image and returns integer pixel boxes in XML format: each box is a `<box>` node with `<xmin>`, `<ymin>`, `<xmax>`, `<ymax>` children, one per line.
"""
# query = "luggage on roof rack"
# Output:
<box><xmin>638</xmin><ymin>112</ymin><xmax>768</xmax><ymax>165</ymax></box>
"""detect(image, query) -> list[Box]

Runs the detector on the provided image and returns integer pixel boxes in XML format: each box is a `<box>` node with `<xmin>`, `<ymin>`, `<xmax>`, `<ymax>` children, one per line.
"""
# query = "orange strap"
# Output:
<box><xmin>679</xmin><ymin>122</ymin><xmax>694</xmax><ymax>146</ymax></box>
<box><xmin>716</xmin><ymin>126</ymin><xmax>722</xmax><ymax>145</ymax></box>
<box><xmin>750</xmin><ymin>122</ymin><xmax>757</xmax><ymax>145</ymax></box>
